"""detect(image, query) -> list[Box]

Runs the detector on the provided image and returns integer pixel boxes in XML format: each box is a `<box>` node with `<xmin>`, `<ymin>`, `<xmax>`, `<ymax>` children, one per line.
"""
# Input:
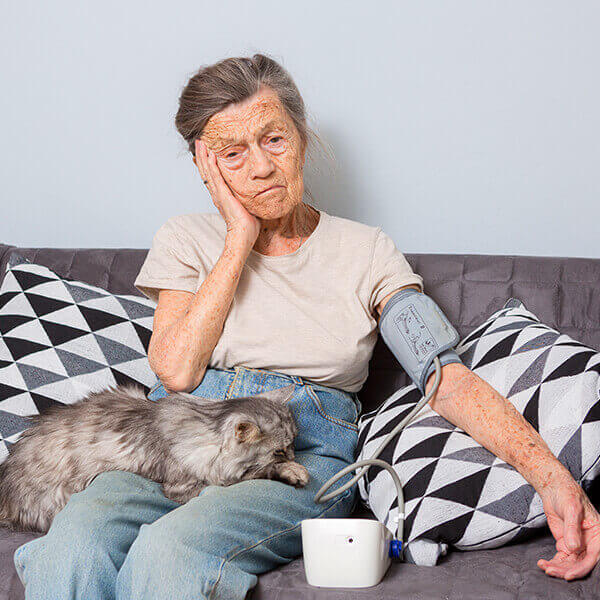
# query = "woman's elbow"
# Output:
<box><xmin>155</xmin><ymin>370</ymin><xmax>204</xmax><ymax>394</ymax></box>
<box><xmin>147</xmin><ymin>351</ymin><xmax>198</xmax><ymax>394</ymax></box>
<box><xmin>163</xmin><ymin>376</ymin><xmax>196</xmax><ymax>393</ymax></box>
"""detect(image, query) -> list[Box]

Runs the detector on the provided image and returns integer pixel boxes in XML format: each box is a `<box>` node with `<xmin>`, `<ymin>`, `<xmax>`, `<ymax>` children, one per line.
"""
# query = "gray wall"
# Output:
<box><xmin>1</xmin><ymin>1</ymin><xmax>598</xmax><ymax>258</ymax></box>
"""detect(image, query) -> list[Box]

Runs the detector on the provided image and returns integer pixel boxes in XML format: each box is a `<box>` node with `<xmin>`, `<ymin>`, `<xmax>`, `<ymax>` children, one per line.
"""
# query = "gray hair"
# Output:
<box><xmin>174</xmin><ymin>53</ymin><xmax>333</xmax><ymax>203</ymax></box>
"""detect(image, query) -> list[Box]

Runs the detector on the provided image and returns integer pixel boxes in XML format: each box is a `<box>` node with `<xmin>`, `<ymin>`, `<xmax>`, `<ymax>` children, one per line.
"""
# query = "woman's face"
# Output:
<box><xmin>197</xmin><ymin>86</ymin><xmax>306</xmax><ymax>220</ymax></box>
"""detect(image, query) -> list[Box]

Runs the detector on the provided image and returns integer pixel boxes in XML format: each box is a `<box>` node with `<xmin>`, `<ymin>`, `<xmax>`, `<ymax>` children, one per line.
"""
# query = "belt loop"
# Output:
<box><xmin>225</xmin><ymin>367</ymin><xmax>241</xmax><ymax>400</ymax></box>
<box><xmin>353</xmin><ymin>392</ymin><xmax>363</xmax><ymax>417</ymax></box>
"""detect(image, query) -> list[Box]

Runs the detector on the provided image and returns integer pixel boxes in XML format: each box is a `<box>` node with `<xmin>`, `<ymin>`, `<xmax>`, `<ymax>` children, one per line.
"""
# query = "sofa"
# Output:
<box><xmin>0</xmin><ymin>241</ymin><xmax>598</xmax><ymax>599</ymax></box>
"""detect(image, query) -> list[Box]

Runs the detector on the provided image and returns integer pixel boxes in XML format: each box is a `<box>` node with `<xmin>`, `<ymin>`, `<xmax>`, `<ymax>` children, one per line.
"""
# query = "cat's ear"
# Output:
<box><xmin>234</xmin><ymin>421</ymin><xmax>261</xmax><ymax>443</ymax></box>
<box><xmin>255</xmin><ymin>384</ymin><xmax>296</xmax><ymax>404</ymax></box>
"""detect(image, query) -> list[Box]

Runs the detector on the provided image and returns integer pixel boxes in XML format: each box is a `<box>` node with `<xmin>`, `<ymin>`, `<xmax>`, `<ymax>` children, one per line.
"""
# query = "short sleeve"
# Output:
<box><xmin>369</xmin><ymin>228</ymin><xmax>424</xmax><ymax>315</ymax></box>
<box><xmin>134</xmin><ymin>217</ymin><xmax>208</xmax><ymax>304</ymax></box>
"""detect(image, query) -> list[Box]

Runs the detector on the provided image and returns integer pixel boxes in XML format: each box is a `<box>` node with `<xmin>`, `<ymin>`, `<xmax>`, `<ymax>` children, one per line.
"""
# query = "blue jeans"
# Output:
<box><xmin>13</xmin><ymin>365</ymin><xmax>361</xmax><ymax>599</ymax></box>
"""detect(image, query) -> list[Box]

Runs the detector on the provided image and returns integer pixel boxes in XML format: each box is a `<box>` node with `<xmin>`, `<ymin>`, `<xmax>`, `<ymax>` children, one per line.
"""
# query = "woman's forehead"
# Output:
<box><xmin>202</xmin><ymin>91</ymin><xmax>291</xmax><ymax>148</ymax></box>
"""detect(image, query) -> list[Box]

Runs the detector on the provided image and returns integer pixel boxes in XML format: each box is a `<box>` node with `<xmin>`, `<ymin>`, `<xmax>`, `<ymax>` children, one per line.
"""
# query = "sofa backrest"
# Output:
<box><xmin>1</xmin><ymin>243</ymin><xmax>598</xmax><ymax>412</ymax></box>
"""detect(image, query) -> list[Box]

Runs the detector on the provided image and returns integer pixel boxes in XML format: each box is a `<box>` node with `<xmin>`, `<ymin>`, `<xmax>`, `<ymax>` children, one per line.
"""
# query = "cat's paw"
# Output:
<box><xmin>277</xmin><ymin>461</ymin><xmax>310</xmax><ymax>487</ymax></box>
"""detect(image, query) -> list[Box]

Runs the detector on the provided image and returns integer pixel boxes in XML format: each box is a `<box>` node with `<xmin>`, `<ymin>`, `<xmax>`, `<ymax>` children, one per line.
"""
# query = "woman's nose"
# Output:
<box><xmin>248</xmin><ymin>146</ymin><xmax>275</xmax><ymax>179</ymax></box>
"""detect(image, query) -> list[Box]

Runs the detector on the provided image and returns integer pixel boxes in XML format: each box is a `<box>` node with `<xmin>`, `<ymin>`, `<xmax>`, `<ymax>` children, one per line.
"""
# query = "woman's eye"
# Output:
<box><xmin>225</xmin><ymin>152</ymin><xmax>238</xmax><ymax>159</ymax></box>
<box><xmin>269</xmin><ymin>136</ymin><xmax>283</xmax><ymax>144</ymax></box>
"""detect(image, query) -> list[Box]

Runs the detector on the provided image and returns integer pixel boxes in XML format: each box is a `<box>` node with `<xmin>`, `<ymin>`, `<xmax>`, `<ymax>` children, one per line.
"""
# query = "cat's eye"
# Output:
<box><xmin>274</xmin><ymin>450</ymin><xmax>287</xmax><ymax>458</ymax></box>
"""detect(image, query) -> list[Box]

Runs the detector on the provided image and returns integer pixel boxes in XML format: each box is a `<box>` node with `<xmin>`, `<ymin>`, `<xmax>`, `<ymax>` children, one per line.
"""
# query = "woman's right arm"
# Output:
<box><xmin>148</xmin><ymin>233</ymin><xmax>252</xmax><ymax>393</ymax></box>
<box><xmin>148</xmin><ymin>139</ymin><xmax>260</xmax><ymax>393</ymax></box>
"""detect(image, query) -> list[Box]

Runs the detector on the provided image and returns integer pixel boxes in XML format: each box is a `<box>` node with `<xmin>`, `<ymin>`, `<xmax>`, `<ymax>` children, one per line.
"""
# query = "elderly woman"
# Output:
<box><xmin>15</xmin><ymin>54</ymin><xmax>600</xmax><ymax>599</ymax></box>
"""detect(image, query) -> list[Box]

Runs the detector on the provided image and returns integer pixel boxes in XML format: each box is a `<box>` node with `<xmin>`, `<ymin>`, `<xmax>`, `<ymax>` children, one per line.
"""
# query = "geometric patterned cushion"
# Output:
<box><xmin>357</xmin><ymin>298</ymin><xmax>600</xmax><ymax>566</ymax></box>
<box><xmin>0</xmin><ymin>253</ymin><xmax>157</xmax><ymax>463</ymax></box>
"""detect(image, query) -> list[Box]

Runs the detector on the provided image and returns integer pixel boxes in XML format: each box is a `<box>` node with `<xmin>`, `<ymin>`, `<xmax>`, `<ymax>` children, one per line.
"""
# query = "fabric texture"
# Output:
<box><xmin>0</xmin><ymin>254</ymin><xmax>157</xmax><ymax>463</ymax></box>
<box><xmin>356</xmin><ymin>298</ymin><xmax>600</xmax><ymax>566</ymax></box>
<box><xmin>13</xmin><ymin>365</ymin><xmax>359</xmax><ymax>600</ymax></box>
<box><xmin>133</xmin><ymin>207</ymin><xmax>424</xmax><ymax>393</ymax></box>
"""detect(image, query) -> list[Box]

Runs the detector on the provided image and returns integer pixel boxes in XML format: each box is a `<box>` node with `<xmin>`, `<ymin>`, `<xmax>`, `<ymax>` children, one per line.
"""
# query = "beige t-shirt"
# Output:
<box><xmin>134</xmin><ymin>208</ymin><xmax>424</xmax><ymax>393</ymax></box>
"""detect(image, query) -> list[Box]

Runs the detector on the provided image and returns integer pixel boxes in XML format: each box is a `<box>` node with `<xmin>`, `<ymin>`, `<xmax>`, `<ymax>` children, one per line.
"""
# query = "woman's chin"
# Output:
<box><xmin>253</xmin><ymin>198</ymin><xmax>299</xmax><ymax>217</ymax></box>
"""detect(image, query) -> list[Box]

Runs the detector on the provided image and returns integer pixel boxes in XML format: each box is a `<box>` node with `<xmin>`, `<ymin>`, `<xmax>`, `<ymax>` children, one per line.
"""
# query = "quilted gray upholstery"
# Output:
<box><xmin>0</xmin><ymin>242</ymin><xmax>599</xmax><ymax>598</ymax></box>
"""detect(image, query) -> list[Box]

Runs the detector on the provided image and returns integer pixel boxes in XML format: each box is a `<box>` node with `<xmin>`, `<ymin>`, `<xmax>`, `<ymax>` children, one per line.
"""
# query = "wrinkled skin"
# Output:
<box><xmin>193</xmin><ymin>85</ymin><xmax>319</xmax><ymax>256</ymax></box>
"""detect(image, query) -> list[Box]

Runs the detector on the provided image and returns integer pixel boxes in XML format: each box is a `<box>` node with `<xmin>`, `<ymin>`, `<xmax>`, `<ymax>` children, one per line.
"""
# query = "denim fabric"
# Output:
<box><xmin>13</xmin><ymin>366</ymin><xmax>361</xmax><ymax>599</ymax></box>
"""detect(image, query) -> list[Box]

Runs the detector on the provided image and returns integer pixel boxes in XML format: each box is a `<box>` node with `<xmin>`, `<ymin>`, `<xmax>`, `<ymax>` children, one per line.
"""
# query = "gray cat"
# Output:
<box><xmin>0</xmin><ymin>383</ymin><xmax>309</xmax><ymax>534</ymax></box>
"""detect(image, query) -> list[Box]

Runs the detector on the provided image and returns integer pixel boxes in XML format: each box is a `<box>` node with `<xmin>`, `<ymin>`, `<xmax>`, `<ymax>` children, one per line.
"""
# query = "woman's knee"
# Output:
<box><xmin>118</xmin><ymin>515</ymin><xmax>226</xmax><ymax>598</ymax></box>
<box><xmin>14</xmin><ymin>498</ymin><xmax>120</xmax><ymax>588</ymax></box>
<box><xmin>122</xmin><ymin>483</ymin><xmax>274</xmax><ymax>572</ymax></box>
<box><xmin>27</xmin><ymin>471</ymin><xmax>158</xmax><ymax>557</ymax></box>
<box><xmin>125</xmin><ymin>520</ymin><xmax>188</xmax><ymax>566</ymax></box>
<box><xmin>125</xmin><ymin>492</ymin><xmax>223</xmax><ymax>562</ymax></box>
<box><xmin>117</xmin><ymin>518</ymin><xmax>231</xmax><ymax>600</ymax></box>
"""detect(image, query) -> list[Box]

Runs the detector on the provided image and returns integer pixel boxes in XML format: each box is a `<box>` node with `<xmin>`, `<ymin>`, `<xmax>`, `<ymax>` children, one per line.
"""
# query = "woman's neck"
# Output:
<box><xmin>252</xmin><ymin>203</ymin><xmax>320</xmax><ymax>257</ymax></box>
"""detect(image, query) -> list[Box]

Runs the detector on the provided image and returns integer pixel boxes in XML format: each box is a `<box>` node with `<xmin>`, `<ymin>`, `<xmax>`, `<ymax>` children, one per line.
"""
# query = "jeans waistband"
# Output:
<box><xmin>212</xmin><ymin>365</ymin><xmax>358</xmax><ymax>403</ymax></box>
<box><xmin>215</xmin><ymin>365</ymin><xmax>305</xmax><ymax>386</ymax></box>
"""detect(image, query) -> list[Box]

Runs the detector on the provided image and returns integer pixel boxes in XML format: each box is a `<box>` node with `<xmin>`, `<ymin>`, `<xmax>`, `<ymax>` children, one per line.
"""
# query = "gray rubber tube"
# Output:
<box><xmin>313</xmin><ymin>356</ymin><xmax>443</xmax><ymax>546</ymax></box>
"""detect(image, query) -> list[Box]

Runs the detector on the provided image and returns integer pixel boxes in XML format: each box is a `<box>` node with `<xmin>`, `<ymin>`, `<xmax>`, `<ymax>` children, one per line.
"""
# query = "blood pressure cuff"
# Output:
<box><xmin>378</xmin><ymin>287</ymin><xmax>463</xmax><ymax>394</ymax></box>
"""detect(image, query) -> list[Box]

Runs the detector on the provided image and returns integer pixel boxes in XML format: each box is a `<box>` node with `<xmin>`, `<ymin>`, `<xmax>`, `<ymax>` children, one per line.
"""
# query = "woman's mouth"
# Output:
<box><xmin>256</xmin><ymin>185</ymin><xmax>284</xmax><ymax>195</ymax></box>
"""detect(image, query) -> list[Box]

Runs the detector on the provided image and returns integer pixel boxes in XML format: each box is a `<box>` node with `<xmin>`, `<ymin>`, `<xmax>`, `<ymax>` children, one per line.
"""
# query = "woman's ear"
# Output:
<box><xmin>234</xmin><ymin>421</ymin><xmax>261</xmax><ymax>443</ymax></box>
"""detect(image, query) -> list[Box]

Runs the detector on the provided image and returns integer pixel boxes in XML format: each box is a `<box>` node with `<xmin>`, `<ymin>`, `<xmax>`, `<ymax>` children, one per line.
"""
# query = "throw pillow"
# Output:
<box><xmin>0</xmin><ymin>253</ymin><xmax>157</xmax><ymax>463</ymax></box>
<box><xmin>357</xmin><ymin>298</ymin><xmax>600</xmax><ymax>566</ymax></box>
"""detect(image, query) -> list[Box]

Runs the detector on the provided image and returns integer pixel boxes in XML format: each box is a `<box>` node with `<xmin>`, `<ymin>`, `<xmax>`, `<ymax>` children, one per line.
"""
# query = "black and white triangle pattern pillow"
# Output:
<box><xmin>0</xmin><ymin>253</ymin><xmax>157</xmax><ymax>463</ymax></box>
<box><xmin>356</xmin><ymin>298</ymin><xmax>600</xmax><ymax>566</ymax></box>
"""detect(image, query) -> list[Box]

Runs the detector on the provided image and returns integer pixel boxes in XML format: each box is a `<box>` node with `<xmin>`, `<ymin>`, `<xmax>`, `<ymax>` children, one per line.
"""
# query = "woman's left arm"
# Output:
<box><xmin>425</xmin><ymin>362</ymin><xmax>600</xmax><ymax>581</ymax></box>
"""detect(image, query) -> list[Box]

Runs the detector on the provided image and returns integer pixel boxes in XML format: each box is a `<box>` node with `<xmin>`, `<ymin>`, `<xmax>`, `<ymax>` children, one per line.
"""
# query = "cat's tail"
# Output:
<box><xmin>0</xmin><ymin>464</ymin><xmax>14</xmax><ymax>530</ymax></box>
<box><xmin>0</xmin><ymin>492</ymin><xmax>26</xmax><ymax>532</ymax></box>
<box><xmin>0</xmin><ymin>513</ymin><xmax>11</xmax><ymax>530</ymax></box>
<box><xmin>0</xmin><ymin>497</ymin><xmax>13</xmax><ymax>530</ymax></box>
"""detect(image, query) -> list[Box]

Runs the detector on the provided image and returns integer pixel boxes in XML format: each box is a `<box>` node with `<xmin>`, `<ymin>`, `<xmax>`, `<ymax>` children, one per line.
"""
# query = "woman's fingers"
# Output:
<box><xmin>194</xmin><ymin>141</ymin><xmax>234</xmax><ymax>220</ymax></box>
<box><xmin>194</xmin><ymin>139</ymin><xmax>205</xmax><ymax>177</ymax></box>
<box><xmin>205</xmin><ymin>147</ymin><xmax>233</xmax><ymax>195</ymax></box>
<box><xmin>194</xmin><ymin>140</ymin><xmax>233</xmax><ymax>202</ymax></box>
<box><xmin>538</xmin><ymin>549</ymin><xmax>597</xmax><ymax>580</ymax></box>
<box><xmin>540</xmin><ymin>556</ymin><xmax>574</xmax><ymax>579</ymax></box>
<box><xmin>194</xmin><ymin>140</ymin><xmax>212</xmax><ymax>188</ymax></box>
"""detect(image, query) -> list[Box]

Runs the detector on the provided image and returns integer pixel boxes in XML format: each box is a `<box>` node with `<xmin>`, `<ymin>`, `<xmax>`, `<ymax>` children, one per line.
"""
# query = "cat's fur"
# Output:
<box><xmin>0</xmin><ymin>382</ymin><xmax>309</xmax><ymax>534</ymax></box>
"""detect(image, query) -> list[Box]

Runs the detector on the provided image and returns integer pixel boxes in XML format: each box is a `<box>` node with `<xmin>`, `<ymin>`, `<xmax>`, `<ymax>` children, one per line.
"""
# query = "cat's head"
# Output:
<box><xmin>221</xmin><ymin>384</ymin><xmax>298</xmax><ymax>466</ymax></box>
<box><xmin>172</xmin><ymin>383</ymin><xmax>300</xmax><ymax>484</ymax></box>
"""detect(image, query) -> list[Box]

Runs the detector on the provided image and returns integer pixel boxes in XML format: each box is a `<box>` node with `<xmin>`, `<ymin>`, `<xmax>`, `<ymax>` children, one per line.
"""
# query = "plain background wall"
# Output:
<box><xmin>1</xmin><ymin>1</ymin><xmax>598</xmax><ymax>258</ymax></box>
